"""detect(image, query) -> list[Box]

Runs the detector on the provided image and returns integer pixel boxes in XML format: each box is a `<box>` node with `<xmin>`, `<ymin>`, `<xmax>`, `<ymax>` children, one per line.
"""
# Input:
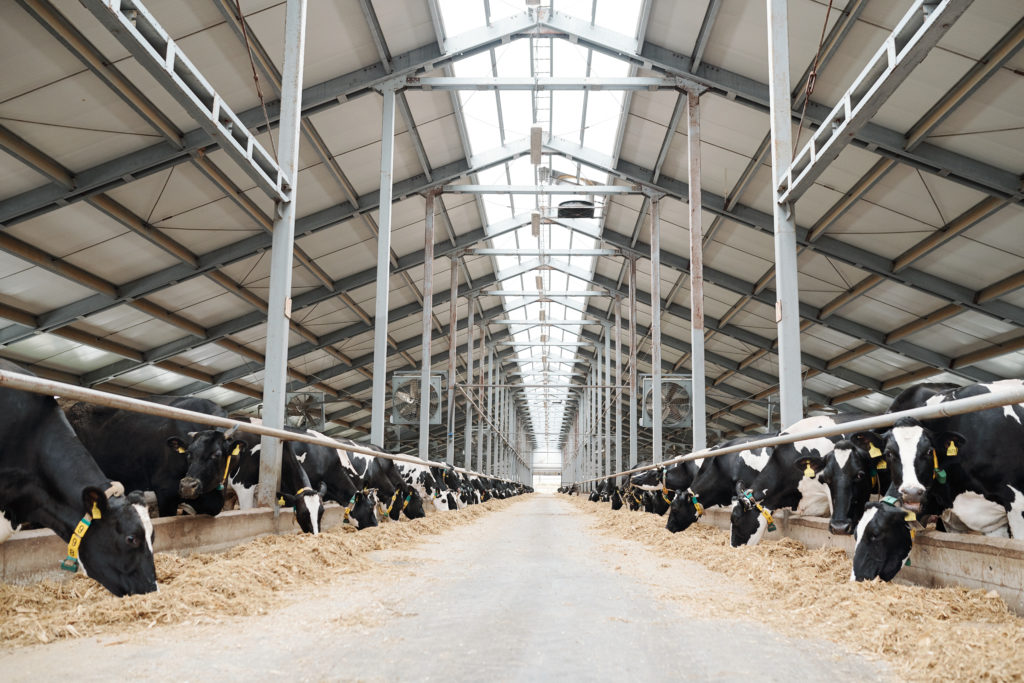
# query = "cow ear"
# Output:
<box><xmin>81</xmin><ymin>486</ymin><xmax>108</xmax><ymax>517</ymax></box>
<box><xmin>851</xmin><ymin>431</ymin><xmax>884</xmax><ymax>457</ymax></box>
<box><xmin>939</xmin><ymin>432</ymin><xmax>966</xmax><ymax>457</ymax></box>
<box><xmin>318</xmin><ymin>481</ymin><xmax>328</xmax><ymax>498</ymax></box>
<box><xmin>277</xmin><ymin>492</ymin><xmax>296</xmax><ymax>507</ymax></box>
<box><xmin>166</xmin><ymin>436</ymin><xmax>188</xmax><ymax>453</ymax></box>
<box><xmin>795</xmin><ymin>455</ymin><xmax>825</xmax><ymax>477</ymax></box>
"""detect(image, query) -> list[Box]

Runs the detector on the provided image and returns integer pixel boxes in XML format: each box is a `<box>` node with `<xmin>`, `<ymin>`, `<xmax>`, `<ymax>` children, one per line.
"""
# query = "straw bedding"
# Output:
<box><xmin>0</xmin><ymin>497</ymin><xmax>522</xmax><ymax>648</ymax></box>
<box><xmin>570</xmin><ymin>497</ymin><xmax>1024</xmax><ymax>682</ymax></box>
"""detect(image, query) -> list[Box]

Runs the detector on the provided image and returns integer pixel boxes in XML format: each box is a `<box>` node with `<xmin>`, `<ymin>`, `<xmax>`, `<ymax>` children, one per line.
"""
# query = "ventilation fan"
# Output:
<box><xmin>285</xmin><ymin>391</ymin><xmax>326</xmax><ymax>430</ymax></box>
<box><xmin>640</xmin><ymin>375</ymin><xmax>692</xmax><ymax>428</ymax></box>
<box><xmin>391</xmin><ymin>371</ymin><xmax>443</xmax><ymax>425</ymax></box>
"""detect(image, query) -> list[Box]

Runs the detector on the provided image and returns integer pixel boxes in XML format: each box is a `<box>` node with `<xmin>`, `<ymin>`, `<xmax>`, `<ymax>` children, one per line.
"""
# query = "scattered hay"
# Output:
<box><xmin>569</xmin><ymin>497</ymin><xmax>1024</xmax><ymax>682</ymax></box>
<box><xmin>0</xmin><ymin>496</ymin><xmax>524</xmax><ymax>648</ymax></box>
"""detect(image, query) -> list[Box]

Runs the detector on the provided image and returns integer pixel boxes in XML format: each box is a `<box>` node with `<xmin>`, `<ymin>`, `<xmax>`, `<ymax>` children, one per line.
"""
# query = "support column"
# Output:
<box><xmin>767</xmin><ymin>0</ymin><xmax>804</xmax><ymax>428</ymax></box>
<box><xmin>476</xmin><ymin>328</ymin><xmax>485</xmax><ymax>472</ymax></box>
<box><xmin>370</xmin><ymin>82</ymin><xmax>398</xmax><ymax>446</ymax></box>
<box><xmin>649</xmin><ymin>193</ymin><xmax>664</xmax><ymax>464</ymax></box>
<box><xmin>258</xmin><ymin>0</ymin><xmax>306</xmax><ymax>507</ymax></box>
<box><xmin>419</xmin><ymin>190</ymin><xmax>437</xmax><ymax>461</ymax></box>
<box><xmin>598</xmin><ymin>327</ymin><xmax>606</xmax><ymax>479</ymax></box>
<box><xmin>614</xmin><ymin>298</ymin><xmax>623</xmax><ymax>482</ymax></box>
<box><xmin>464</xmin><ymin>296</ymin><xmax>475</xmax><ymax>469</ymax></box>
<box><xmin>446</xmin><ymin>255</ymin><xmax>458</xmax><ymax>465</ymax></box>
<box><xmin>687</xmin><ymin>90</ymin><xmax>707</xmax><ymax>452</ymax></box>
<box><xmin>628</xmin><ymin>257</ymin><xmax>638</xmax><ymax>469</ymax></box>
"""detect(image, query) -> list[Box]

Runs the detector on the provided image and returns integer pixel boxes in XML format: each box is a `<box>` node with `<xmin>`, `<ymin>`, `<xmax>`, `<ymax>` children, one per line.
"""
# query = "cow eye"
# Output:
<box><xmin>126</xmin><ymin>535</ymin><xmax>141</xmax><ymax>548</ymax></box>
<box><xmin>854</xmin><ymin>472</ymin><xmax>865</xmax><ymax>481</ymax></box>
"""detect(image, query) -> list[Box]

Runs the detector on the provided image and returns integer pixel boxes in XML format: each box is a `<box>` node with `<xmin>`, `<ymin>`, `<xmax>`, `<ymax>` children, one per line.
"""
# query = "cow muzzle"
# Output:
<box><xmin>898</xmin><ymin>485</ymin><xmax>924</xmax><ymax>511</ymax></box>
<box><xmin>179</xmin><ymin>477</ymin><xmax>202</xmax><ymax>499</ymax></box>
<box><xmin>829</xmin><ymin>519</ymin><xmax>853</xmax><ymax>535</ymax></box>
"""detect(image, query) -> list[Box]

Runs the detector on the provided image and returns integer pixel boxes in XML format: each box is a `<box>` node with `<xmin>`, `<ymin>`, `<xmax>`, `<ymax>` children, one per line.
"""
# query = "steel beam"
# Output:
<box><xmin>687</xmin><ymin>90</ymin><xmax>707</xmax><ymax>451</ymax></box>
<box><xmin>778</xmin><ymin>0</ymin><xmax>973</xmax><ymax>204</ymax></box>
<box><xmin>80</xmin><ymin>0</ymin><xmax>288</xmax><ymax>201</ymax></box>
<box><xmin>443</xmin><ymin>184</ymin><xmax>639</xmax><ymax>194</ymax></box>
<box><xmin>419</xmin><ymin>191</ymin><xmax>437</xmax><ymax>461</ymax></box>
<box><xmin>410</xmin><ymin>76</ymin><xmax>686</xmax><ymax>90</ymax></box>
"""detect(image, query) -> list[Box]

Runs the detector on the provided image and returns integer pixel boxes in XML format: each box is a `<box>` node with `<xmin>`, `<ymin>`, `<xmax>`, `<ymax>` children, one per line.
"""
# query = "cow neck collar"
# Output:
<box><xmin>881</xmin><ymin>495</ymin><xmax>918</xmax><ymax>564</ymax></box>
<box><xmin>60</xmin><ymin>482</ymin><xmax>124</xmax><ymax>573</ymax></box>
<box><xmin>741</xmin><ymin>490</ymin><xmax>776</xmax><ymax>532</ymax></box>
<box><xmin>687</xmin><ymin>488</ymin><xmax>705</xmax><ymax>517</ymax></box>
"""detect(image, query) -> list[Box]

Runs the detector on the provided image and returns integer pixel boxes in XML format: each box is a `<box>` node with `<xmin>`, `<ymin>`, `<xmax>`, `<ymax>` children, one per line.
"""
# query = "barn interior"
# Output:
<box><xmin>0</xmin><ymin>0</ymin><xmax>1021</xmax><ymax>487</ymax></box>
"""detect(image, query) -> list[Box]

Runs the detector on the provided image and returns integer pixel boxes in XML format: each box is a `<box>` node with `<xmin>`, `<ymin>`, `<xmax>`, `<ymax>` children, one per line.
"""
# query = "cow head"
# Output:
<box><xmin>278</xmin><ymin>481</ymin><xmax>327</xmax><ymax>535</ymax></box>
<box><xmin>851</xmin><ymin>418</ymin><xmax>965</xmax><ymax>512</ymax></box>
<box><xmin>851</xmin><ymin>501</ymin><xmax>915</xmax><ymax>582</ymax></box>
<box><xmin>665</xmin><ymin>489</ymin><xmax>703</xmax><ymax>533</ymax></box>
<box><xmin>171</xmin><ymin>424</ymin><xmax>246</xmax><ymax>500</ymax></box>
<box><xmin>401</xmin><ymin>486</ymin><xmax>426</xmax><ymax>519</ymax></box>
<box><xmin>796</xmin><ymin>439</ymin><xmax>876</xmax><ymax>535</ymax></box>
<box><xmin>730</xmin><ymin>486</ymin><xmax>774</xmax><ymax>547</ymax></box>
<box><xmin>77</xmin><ymin>487</ymin><xmax>157</xmax><ymax>597</ymax></box>
<box><xmin>610</xmin><ymin>487</ymin><xmax>623</xmax><ymax>510</ymax></box>
<box><xmin>344</xmin><ymin>489</ymin><xmax>379</xmax><ymax>530</ymax></box>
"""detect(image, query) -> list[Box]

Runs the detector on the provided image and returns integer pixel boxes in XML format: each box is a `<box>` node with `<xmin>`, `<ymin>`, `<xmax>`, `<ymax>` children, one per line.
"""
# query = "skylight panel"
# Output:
<box><xmin>594</xmin><ymin>0</ymin><xmax>644</xmax><ymax>37</ymax></box>
<box><xmin>437</xmin><ymin>0</ymin><xmax>486</xmax><ymax>37</ymax></box>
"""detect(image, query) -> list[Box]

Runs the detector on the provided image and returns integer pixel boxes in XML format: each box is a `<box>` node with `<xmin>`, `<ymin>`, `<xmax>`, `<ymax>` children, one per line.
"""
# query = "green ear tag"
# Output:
<box><xmin>936</xmin><ymin>469</ymin><xmax>947</xmax><ymax>485</ymax></box>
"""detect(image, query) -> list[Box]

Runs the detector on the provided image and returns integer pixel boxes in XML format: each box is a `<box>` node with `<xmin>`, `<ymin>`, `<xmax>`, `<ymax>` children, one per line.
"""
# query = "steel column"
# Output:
<box><xmin>257</xmin><ymin>0</ymin><xmax>306</xmax><ymax>507</ymax></box>
<box><xmin>476</xmin><ymin>328</ymin><xmax>485</xmax><ymax>472</ymax></box>
<box><xmin>604</xmin><ymin>326</ymin><xmax>612</xmax><ymax>478</ymax></box>
<box><xmin>628</xmin><ymin>257</ymin><xmax>638</xmax><ymax>468</ymax></box>
<box><xmin>687</xmin><ymin>90</ymin><xmax>707</xmax><ymax>451</ymax></box>
<box><xmin>446</xmin><ymin>255</ymin><xmax>458</xmax><ymax>464</ymax></box>
<box><xmin>419</xmin><ymin>191</ymin><xmax>437</xmax><ymax>461</ymax></box>
<box><xmin>614</xmin><ymin>298</ymin><xmax>623</xmax><ymax>482</ymax></box>
<box><xmin>649</xmin><ymin>193</ymin><xmax>664</xmax><ymax>463</ymax></box>
<box><xmin>766</xmin><ymin>0</ymin><xmax>804</xmax><ymax>428</ymax></box>
<box><xmin>370</xmin><ymin>82</ymin><xmax>398</xmax><ymax>445</ymax></box>
<box><xmin>464</xmin><ymin>296</ymin><xmax>475</xmax><ymax>468</ymax></box>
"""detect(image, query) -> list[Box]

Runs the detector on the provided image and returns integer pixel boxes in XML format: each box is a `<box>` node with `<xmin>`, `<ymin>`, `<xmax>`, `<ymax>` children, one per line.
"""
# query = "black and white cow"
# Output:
<box><xmin>796</xmin><ymin>439</ymin><xmax>887</xmax><ymax>535</ymax></box>
<box><xmin>851</xmin><ymin>499</ymin><xmax>917</xmax><ymax>581</ymax></box>
<box><xmin>66</xmin><ymin>397</ymin><xmax>239</xmax><ymax>517</ymax></box>
<box><xmin>341</xmin><ymin>446</ymin><xmax>426</xmax><ymax>521</ymax></box>
<box><xmin>223</xmin><ymin>420</ymin><xmax>326</xmax><ymax>535</ymax></box>
<box><xmin>665</xmin><ymin>435</ymin><xmax>774</xmax><ymax>533</ymax></box>
<box><xmin>853</xmin><ymin>380</ymin><xmax>1024</xmax><ymax>537</ymax></box>
<box><xmin>730</xmin><ymin>414</ymin><xmax>868</xmax><ymax>547</ymax></box>
<box><xmin>0</xmin><ymin>362</ymin><xmax>156</xmax><ymax>596</ymax></box>
<box><xmin>395</xmin><ymin>459</ymin><xmax>454</xmax><ymax>511</ymax></box>
<box><xmin>287</xmin><ymin>437</ymin><xmax>379</xmax><ymax>530</ymax></box>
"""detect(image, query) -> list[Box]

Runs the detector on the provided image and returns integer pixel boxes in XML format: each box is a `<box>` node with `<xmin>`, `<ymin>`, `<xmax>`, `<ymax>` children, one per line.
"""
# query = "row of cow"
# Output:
<box><xmin>0</xmin><ymin>360</ymin><xmax>530</xmax><ymax>597</ymax></box>
<box><xmin>567</xmin><ymin>380</ymin><xmax>1024</xmax><ymax>583</ymax></box>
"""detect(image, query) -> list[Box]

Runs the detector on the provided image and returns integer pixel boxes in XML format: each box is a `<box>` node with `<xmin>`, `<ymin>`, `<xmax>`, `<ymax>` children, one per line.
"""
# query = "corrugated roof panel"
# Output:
<box><xmin>0</xmin><ymin>264</ymin><xmax>96</xmax><ymax>316</ymax></box>
<box><xmin>913</xmin><ymin>230</ymin><xmax>1023</xmax><ymax>293</ymax></box>
<box><xmin>0</xmin><ymin>153</ymin><xmax>49</xmax><ymax>202</ymax></box>
<box><xmin>2</xmin><ymin>334</ymin><xmax>122</xmax><ymax>374</ymax></box>
<box><xmin>111</xmin><ymin>365</ymin><xmax>202</xmax><ymax>395</ymax></box>
<box><xmin>929</xmin><ymin>70</ymin><xmax>1024</xmax><ymax>171</ymax></box>
<box><xmin>374</xmin><ymin>0</ymin><xmax>434</xmax><ymax>56</ymax></box>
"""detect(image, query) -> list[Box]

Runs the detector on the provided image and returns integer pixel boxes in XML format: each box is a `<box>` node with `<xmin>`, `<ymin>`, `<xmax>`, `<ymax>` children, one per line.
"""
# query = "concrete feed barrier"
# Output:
<box><xmin>0</xmin><ymin>504</ymin><xmax>351</xmax><ymax>587</ymax></box>
<box><xmin>698</xmin><ymin>507</ymin><xmax>1024</xmax><ymax>615</ymax></box>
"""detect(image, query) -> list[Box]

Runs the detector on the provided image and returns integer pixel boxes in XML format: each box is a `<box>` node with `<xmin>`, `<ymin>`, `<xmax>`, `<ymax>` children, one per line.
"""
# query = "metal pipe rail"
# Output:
<box><xmin>569</xmin><ymin>383</ymin><xmax>1024</xmax><ymax>486</ymax></box>
<box><xmin>0</xmin><ymin>369</ymin><xmax>521</xmax><ymax>486</ymax></box>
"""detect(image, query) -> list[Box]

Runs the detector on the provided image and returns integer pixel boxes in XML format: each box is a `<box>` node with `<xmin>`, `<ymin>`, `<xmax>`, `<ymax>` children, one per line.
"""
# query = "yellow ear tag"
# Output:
<box><xmin>904</xmin><ymin>511</ymin><xmax>917</xmax><ymax>522</ymax></box>
<box><xmin>869</xmin><ymin>444</ymin><xmax>882</xmax><ymax>459</ymax></box>
<box><xmin>876</xmin><ymin>460</ymin><xmax>887</xmax><ymax>470</ymax></box>
<box><xmin>231</xmin><ymin>444</ymin><xmax>241</xmax><ymax>456</ymax></box>
<box><xmin>277</xmin><ymin>496</ymin><xmax>286</xmax><ymax>507</ymax></box>
<box><xmin>91</xmin><ymin>502</ymin><xmax>102</xmax><ymax>520</ymax></box>
<box><xmin>803</xmin><ymin>464</ymin><xmax>814</xmax><ymax>478</ymax></box>
<box><xmin>176</xmin><ymin>446</ymin><xmax>186</xmax><ymax>454</ymax></box>
<box><xmin>946</xmin><ymin>442</ymin><xmax>958</xmax><ymax>457</ymax></box>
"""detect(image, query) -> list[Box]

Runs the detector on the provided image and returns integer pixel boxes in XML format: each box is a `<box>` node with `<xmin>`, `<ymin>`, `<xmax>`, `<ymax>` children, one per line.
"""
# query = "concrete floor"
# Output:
<box><xmin>0</xmin><ymin>495</ymin><xmax>891</xmax><ymax>682</ymax></box>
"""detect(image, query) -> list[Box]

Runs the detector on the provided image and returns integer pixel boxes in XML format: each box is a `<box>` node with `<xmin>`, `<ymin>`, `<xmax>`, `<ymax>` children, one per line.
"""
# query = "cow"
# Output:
<box><xmin>342</xmin><ymin>447</ymin><xmax>426</xmax><ymax>521</ymax></box>
<box><xmin>730</xmin><ymin>414</ymin><xmax>868</xmax><ymax>547</ymax></box>
<box><xmin>66</xmin><ymin>396</ymin><xmax>239</xmax><ymax>517</ymax></box>
<box><xmin>222</xmin><ymin>420</ymin><xmax>326</xmax><ymax>535</ymax></box>
<box><xmin>795</xmin><ymin>439</ymin><xmax>888</xmax><ymax>535</ymax></box>
<box><xmin>0</xmin><ymin>362</ymin><xmax>157</xmax><ymax>596</ymax></box>
<box><xmin>665</xmin><ymin>435</ymin><xmax>773</xmax><ymax>533</ymax></box>
<box><xmin>852</xmin><ymin>380</ymin><xmax>1024</xmax><ymax>537</ymax></box>
<box><xmin>287</xmin><ymin>438</ymin><xmax>379</xmax><ymax>530</ymax></box>
<box><xmin>394</xmin><ymin>460</ymin><xmax>454</xmax><ymax>511</ymax></box>
<box><xmin>851</xmin><ymin>498</ymin><xmax>917</xmax><ymax>581</ymax></box>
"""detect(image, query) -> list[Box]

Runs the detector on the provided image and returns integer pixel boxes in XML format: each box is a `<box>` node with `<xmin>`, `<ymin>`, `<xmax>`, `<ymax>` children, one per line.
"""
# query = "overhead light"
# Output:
<box><xmin>530</xmin><ymin>125</ymin><xmax>543</xmax><ymax>165</ymax></box>
<box><xmin>531</xmin><ymin>211</ymin><xmax>540</xmax><ymax>237</ymax></box>
<box><xmin>535</xmin><ymin>275</ymin><xmax>543</xmax><ymax>290</ymax></box>
<box><xmin>540</xmin><ymin>309</ymin><xmax>546</xmax><ymax>321</ymax></box>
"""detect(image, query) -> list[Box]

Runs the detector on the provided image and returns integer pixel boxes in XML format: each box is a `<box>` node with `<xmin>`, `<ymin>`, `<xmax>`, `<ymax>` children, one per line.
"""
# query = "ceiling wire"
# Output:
<box><xmin>794</xmin><ymin>0</ymin><xmax>835</xmax><ymax>154</ymax></box>
<box><xmin>232</xmin><ymin>0</ymin><xmax>277</xmax><ymax>158</ymax></box>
